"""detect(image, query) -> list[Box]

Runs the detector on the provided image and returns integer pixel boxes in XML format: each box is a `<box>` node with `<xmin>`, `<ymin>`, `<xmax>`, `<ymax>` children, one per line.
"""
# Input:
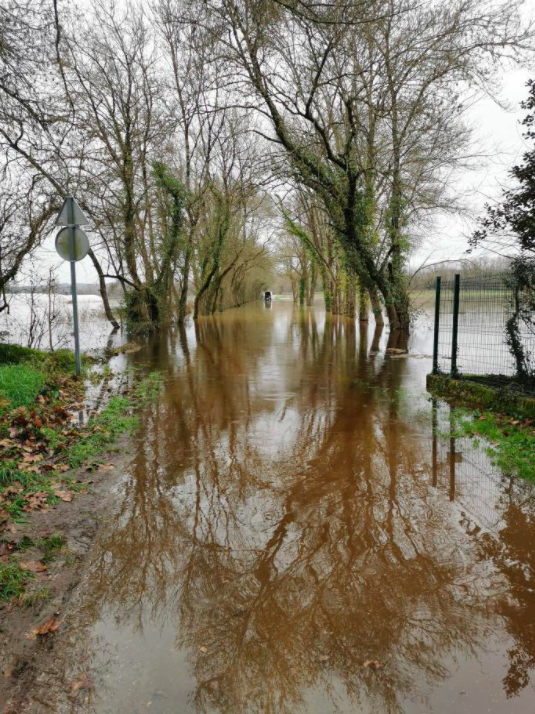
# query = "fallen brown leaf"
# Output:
<box><xmin>71</xmin><ymin>675</ymin><xmax>92</xmax><ymax>692</ymax></box>
<box><xmin>199</xmin><ymin>646</ymin><xmax>208</xmax><ymax>653</ymax></box>
<box><xmin>54</xmin><ymin>491</ymin><xmax>73</xmax><ymax>502</ymax></box>
<box><xmin>20</xmin><ymin>561</ymin><xmax>47</xmax><ymax>573</ymax></box>
<box><xmin>363</xmin><ymin>660</ymin><xmax>382</xmax><ymax>670</ymax></box>
<box><xmin>21</xmin><ymin>492</ymin><xmax>49</xmax><ymax>512</ymax></box>
<box><xmin>22</xmin><ymin>453</ymin><xmax>42</xmax><ymax>463</ymax></box>
<box><xmin>2</xmin><ymin>486</ymin><xmax>23</xmax><ymax>496</ymax></box>
<box><xmin>0</xmin><ymin>541</ymin><xmax>16</xmax><ymax>558</ymax></box>
<box><xmin>29</xmin><ymin>617</ymin><xmax>61</xmax><ymax>638</ymax></box>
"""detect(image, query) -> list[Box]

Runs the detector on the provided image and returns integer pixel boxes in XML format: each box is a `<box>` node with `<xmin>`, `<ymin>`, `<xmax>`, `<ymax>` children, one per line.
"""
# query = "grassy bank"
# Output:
<box><xmin>427</xmin><ymin>373</ymin><xmax>535</xmax><ymax>482</ymax></box>
<box><xmin>0</xmin><ymin>345</ymin><xmax>79</xmax><ymax>414</ymax></box>
<box><xmin>452</xmin><ymin>410</ymin><xmax>535</xmax><ymax>482</ymax></box>
<box><xmin>0</xmin><ymin>343</ymin><xmax>162</xmax><ymax>601</ymax></box>
<box><xmin>426</xmin><ymin>373</ymin><xmax>535</xmax><ymax>420</ymax></box>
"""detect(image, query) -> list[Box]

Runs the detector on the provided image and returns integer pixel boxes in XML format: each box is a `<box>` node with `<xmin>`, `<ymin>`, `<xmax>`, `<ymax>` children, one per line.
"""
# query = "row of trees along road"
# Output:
<box><xmin>0</xmin><ymin>0</ymin><xmax>534</xmax><ymax>331</ymax></box>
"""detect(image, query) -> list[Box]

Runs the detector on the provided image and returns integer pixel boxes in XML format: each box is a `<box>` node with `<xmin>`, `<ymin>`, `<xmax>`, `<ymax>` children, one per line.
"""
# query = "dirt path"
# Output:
<box><xmin>0</xmin><ymin>443</ymin><xmax>128</xmax><ymax>714</ymax></box>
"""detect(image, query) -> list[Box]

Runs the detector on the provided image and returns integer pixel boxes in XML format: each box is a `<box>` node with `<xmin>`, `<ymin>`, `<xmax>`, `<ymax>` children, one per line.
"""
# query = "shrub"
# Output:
<box><xmin>0</xmin><ymin>343</ymin><xmax>41</xmax><ymax>365</ymax></box>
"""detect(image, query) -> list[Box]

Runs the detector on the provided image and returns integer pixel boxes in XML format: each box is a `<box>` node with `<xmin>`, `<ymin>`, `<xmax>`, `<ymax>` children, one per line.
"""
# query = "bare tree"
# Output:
<box><xmin>192</xmin><ymin>0</ymin><xmax>535</xmax><ymax>329</ymax></box>
<box><xmin>0</xmin><ymin>0</ymin><xmax>120</xmax><ymax>328</ymax></box>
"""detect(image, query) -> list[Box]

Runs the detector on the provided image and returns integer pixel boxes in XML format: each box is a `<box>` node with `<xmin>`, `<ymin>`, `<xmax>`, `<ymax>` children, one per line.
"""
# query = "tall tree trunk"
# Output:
<box><xmin>322</xmin><ymin>268</ymin><xmax>332</xmax><ymax>313</ymax></box>
<box><xmin>386</xmin><ymin>303</ymin><xmax>401</xmax><ymax>330</ymax></box>
<box><xmin>370</xmin><ymin>324</ymin><xmax>383</xmax><ymax>354</ymax></box>
<box><xmin>178</xmin><ymin>246</ymin><xmax>191</xmax><ymax>322</ymax></box>
<box><xmin>123</xmin><ymin>158</ymin><xmax>141</xmax><ymax>289</ymax></box>
<box><xmin>358</xmin><ymin>283</ymin><xmax>369</xmax><ymax>322</ymax></box>
<box><xmin>344</xmin><ymin>277</ymin><xmax>356</xmax><ymax>317</ymax></box>
<box><xmin>88</xmin><ymin>249</ymin><xmax>119</xmax><ymax>330</ymax></box>
<box><xmin>194</xmin><ymin>233</ymin><xmax>225</xmax><ymax>319</ymax></box>
<box><xmin>388</xmin><ymin>93</ymin><xmax>411</xmax><ymax>331</ymax></box>
<box><xmin>369</xmin><ymin>287</ymin><xmax>384</xmax><ymax>327</ymax></box>
<box><xmin>330</xmin><ymin>270</ymin><xmax>343</xmax><ymax>315</ymax></box>
<box><xmin>291</xmin><ymin>278</ymin><xmax>298</xmax><ymax>302</ymax></box>
<box><xmin>306</xmin><ymin>262</ymin><xmax>317</xmax><ymax>306</ymax></box>
<box><xmin>299</xmin><ymin>276</ymin><xmax>306</xmax><ymax>306</ymax></box>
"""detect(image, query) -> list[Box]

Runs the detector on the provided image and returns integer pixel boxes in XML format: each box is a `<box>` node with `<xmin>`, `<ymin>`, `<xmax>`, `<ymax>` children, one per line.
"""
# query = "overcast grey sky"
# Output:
<box><xmin>410</xmin><ymin>65</ymin><xmax>533</xmax><ymax>269</ymax></box>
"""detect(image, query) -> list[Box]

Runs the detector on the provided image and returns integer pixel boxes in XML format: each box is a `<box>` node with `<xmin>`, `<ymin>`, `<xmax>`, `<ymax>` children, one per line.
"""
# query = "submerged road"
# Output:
<box><xmin>69</xmin><ymin>301</ymin><xmax>535</xmax><ymax>714</ymax></box>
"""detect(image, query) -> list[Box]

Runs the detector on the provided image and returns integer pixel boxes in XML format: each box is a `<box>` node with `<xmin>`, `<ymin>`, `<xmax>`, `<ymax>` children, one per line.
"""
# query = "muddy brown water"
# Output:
<box><xmin>69</xmin><ymin>301</ymin><xmax>535</xmax><ymax>714</ymax></box>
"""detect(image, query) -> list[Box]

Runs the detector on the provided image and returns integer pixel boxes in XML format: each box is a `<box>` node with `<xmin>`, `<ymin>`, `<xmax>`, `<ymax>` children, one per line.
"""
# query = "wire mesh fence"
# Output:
<box><xmin>433</xmin><ymin>272</ymin><xmax>535</xmax><ymax>393</ymax></box>
<box><xmin>432</xmin><ymin>400</ymin><xmax>530</xmax><ymax>533</ymax></box>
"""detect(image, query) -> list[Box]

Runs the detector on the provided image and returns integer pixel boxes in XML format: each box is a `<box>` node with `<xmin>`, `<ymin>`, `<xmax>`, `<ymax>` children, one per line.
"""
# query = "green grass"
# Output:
<box><xmin>64</xmin><ymin>372</ymin><xmax>162</xmax><ymax>469</ymax></box>
<box><xmin>0</xmin><ymin>343</ymin><xmax>77</xmax><ymax>372</ymax></box>
<box><xmin>0</xmin><ymin>373</ymin><xmax>161</xmax><ymax>494</ymax></box>
<box><xmin>66</xmin><ymin>396</ymin><xmax>137</xmax><ymax>468</ymax></box>
<box><xmin>0</xmin><ymin>535</ymin><xmax>65</xmax><ymax>603</ymax></box>
<box><xmin>22</xmin><ymin>587</ymin><xmax>51</xmax><ymax>607</ymax></box>
<box><xmin>39</xmin><ymin>533</ymin><xmax>65</xmax><ymax>562</ymax></box>
<box><xmin>0</xmin><ymin>343</ymin><xmax>82</xmax><ymax>413</ymax></box>
<box><xmin>0</xmin><ymin>343</ymin><xmax>42</xmax><ymax>365</ymax></box>
<box><xmin>0</xmin><ymin>364</ymin><xmax>45</xmax><ymax>410</ymax></box>
<box><xmin>0</xmin><ymin>461</ymin><xmax>24</xmax><ymax>487</ymax></box>
<box><xmin>0</xmin><ymin>370</ymin><xmax>164</xmax><ymax>601</ymax></box>
<box><xmin>16</xmin><ymin>536</ymin><xmax>36</xmax><ymax>551</ymax></box>
<box><xmin>0</xmin><ymin>461</ymin><xmax>52</xmax><ymax>490</ymax></box>
<box><xmin>453</xmin><ymin>410</ymin><xmax>535</xmax><ymax>481</ymax></box>
<box><xmin>5</xmin><ymin>496</ymin><xmax>31</xmax><ymax>522</ymax></box>
<box><xmin>11</xmin><ymin>533</ymin><xmax>64</xmax><ymax>559</ymax></box>
<box><xmin>0</xmin><ymin>560</ymin><xmax>33</xmax><ymax>600</ymax></box>
<box><xmin>134</xmin><ymin>371</ymin><xmax>164</xmax><ymax>404</ymax></box>
<box><xmin>0</xmin><ymin>372</ymin><xmax>162</xmax><ymax>530</ymax></box>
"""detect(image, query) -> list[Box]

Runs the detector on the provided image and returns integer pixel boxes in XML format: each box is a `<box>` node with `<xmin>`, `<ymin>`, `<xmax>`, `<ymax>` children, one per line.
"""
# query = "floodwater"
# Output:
<box><xmin>67</xmin><ymin>301</ymin><xmax>535</xmax><ymax>714</ymax></box>
<box><xmin>0</xmin><ymin>294</ymin><xmax>124</xmax><ymax>353</ymax></box>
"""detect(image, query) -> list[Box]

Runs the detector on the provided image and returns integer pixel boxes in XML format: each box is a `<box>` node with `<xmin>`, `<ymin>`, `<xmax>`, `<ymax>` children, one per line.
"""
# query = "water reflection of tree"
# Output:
<box><xmin>432</xmin><ymin>405</ymin><xmax>535</xmax><ymax>701</ymax></box>
<box><xmin>83</xmin><ymin>306</ymin><xmax>505</xmax><ymax>714</ymax></box>
<box><xmin>477</xmin><ymin>482</ymin><xmax>535</xmax><ymax>698</ymax></box>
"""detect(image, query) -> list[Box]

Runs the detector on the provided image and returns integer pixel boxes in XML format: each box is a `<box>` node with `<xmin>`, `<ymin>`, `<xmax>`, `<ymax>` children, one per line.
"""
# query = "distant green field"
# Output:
<box><xmin>410</xmin><ymin>290</ymin><xmax>435</xmax><ymax>309</ymax></box>
<box><xmin>410</xmin><ymin>288</ymin><xmax>515</xmax><ymax>311</ymax></box>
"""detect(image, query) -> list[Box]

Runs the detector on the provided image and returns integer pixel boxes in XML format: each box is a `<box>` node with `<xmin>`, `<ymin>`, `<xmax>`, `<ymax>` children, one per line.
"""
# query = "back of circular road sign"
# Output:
<box><xmin>55</xmin><ymin>227</ymin><xmax>90</xmax><ymax>262</ymax></box>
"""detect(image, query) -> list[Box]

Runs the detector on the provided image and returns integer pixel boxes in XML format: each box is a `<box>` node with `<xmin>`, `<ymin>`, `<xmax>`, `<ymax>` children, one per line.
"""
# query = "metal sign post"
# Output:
<box><xmin>55</xmin><ymin>195</ymin><xmax>90</xmax><ymax>378</ymax></box>
<box><xmin>68</xmin><ymin>198</ymin><xmax>82</xmax><ymax>377</ymax></box>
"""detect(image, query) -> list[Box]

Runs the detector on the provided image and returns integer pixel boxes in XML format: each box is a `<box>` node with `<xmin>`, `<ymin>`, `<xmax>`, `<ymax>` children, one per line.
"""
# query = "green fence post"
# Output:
<box><xmin>431</xmin><ymin>398</ymin><xmax>438</xmax><ymax>487</ymax></box>
<box><xmin>432</xmin><ymin>276</ymin><xmax>441</xmax><ymax>374</ymax></box>
<box><xmin>451</xmin><ymin>273</ymin><xmax>461</xmax><ymax>376</ymax></box>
